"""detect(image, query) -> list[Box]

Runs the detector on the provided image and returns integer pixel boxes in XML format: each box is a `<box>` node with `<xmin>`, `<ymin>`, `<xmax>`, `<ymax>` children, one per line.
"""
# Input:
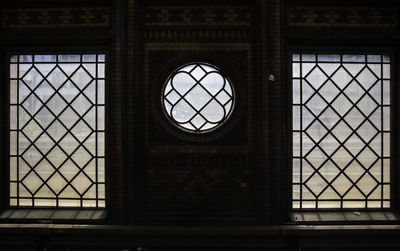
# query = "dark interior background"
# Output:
<box><xmin>0</xmin><ymin>0</ymin><xmax>399</xmax><ymax>249</ymax></box>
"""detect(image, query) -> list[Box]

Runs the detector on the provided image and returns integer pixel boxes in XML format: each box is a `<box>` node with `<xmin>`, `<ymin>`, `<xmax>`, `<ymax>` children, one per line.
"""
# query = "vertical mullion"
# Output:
<box><xmin>31</xmin><ymin>55</ymin><xmax>35</xmax><ymax>208</ymax></box>
<box><xmin>340</xmin><ymin>54</ymin><xmax>343</xmax><ymax>210</ymax></box>
<box><xmin>56</xmin><ymin>54</ymin><xmax>59</xmax><ymax>208</ymax></box>
<box><xmin>380</xmin><ymin>54</ymin><xmax>384</xmax><ymax>208</ymax></box>
<box><xmin>95</xmin><ymin>54</ymin><xmax>99</xmax><ymax>208</ymax></box>
<box><xmin>365</xmin><ymin>54</ymin><xmax>368</xmax><ymax>209</ymax></box>
<box><xmin>299</xmin><ymin>54</ymin><xmax>303</xmax><ymax>209</ymax></box>
<box><xmin>16</xmin><ymin>55</ymin><xmax>20</xmax><ymax>206</ymax></box>
<box><xmin>315</xmin><ymin>54</ymin><xmax>319</xmax><ymax>210</ymax></box>
<box><xmin>80</xmin><ymin>54</ymin><xmax>83</xmax><ymax>208</ymax></box>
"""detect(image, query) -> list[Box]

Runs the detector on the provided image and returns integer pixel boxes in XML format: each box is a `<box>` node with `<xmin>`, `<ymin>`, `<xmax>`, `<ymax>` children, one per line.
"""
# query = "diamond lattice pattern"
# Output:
<box><xmin>292</xmin><ymin>54</ymin><xmax>391</xmax><ymax>209</ymax></box>
<box><xmin>163</xmin><ymin>63</ymin><xmax>234</xmax><ymax>132</ymax></box>
<box><xmin>9</xmin><ymin>54</ymin><xmax>105</xmax><ymax>208</ymax></box>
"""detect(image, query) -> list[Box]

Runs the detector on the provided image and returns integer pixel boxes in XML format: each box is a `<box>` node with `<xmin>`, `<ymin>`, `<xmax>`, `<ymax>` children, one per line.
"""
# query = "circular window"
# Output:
<box><xmin>162</xmin><ymin>63</ymin><xmax>235</xmax><ymax>133</ymax></box>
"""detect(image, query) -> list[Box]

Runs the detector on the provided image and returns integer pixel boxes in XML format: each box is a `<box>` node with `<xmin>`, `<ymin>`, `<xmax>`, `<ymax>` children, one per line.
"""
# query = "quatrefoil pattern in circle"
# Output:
<box><xmin>162</xmin><ymin>63</ymin><xmax>235</xmax><ymax>132</ymax></box>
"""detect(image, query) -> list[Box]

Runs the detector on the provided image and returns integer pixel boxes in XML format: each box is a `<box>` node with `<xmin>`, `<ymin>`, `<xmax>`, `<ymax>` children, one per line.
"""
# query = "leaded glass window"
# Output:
<box><xmin>162</xmin><ymin>63</ymin><xmax>235</xmax><ymax>132</ymax></box>
<box><xmin>292</xmin><ymin>53</ymin><xmax>391</xmax><ymax>209</ymax></box>
<box><xmin>9</xmin><ymin>54</ymin><xmax>106</xmax><ymax>208</ymax></box>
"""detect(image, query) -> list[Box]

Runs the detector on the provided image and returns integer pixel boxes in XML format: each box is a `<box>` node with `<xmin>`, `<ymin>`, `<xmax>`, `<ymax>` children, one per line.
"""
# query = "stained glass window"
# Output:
<box><xmin>9</xmin><ymin>54</ymin><xmax>106</xmax><ymax>208</ymax></box>
<box><xmin>162</xmin><ymin>63</ymin><xmax>234</xmax><ymax>132</ymax></box>
<box><xmin>292</xmin><ymin>53</ymin><xmax>391</xmax><ymax>209</ymax></box>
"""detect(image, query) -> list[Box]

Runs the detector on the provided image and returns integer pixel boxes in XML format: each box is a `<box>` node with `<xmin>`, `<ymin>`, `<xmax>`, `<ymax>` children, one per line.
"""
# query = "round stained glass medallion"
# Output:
<box><xmin>162</xmin><ymin>63</ymin><xmax>235</xmax><ymax>133</ymax></box>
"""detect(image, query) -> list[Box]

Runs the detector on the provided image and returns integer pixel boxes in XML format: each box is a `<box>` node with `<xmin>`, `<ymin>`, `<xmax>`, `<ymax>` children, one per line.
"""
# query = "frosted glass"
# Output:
<box><xmin>9</xmin><ymin>54</ymin><xmax>106</xmax><ymax>208</ymax></box>
<box><xmin>34</xmin><ymin>55</ymin><xmax>56</xmax><ymax>62</ymax></box>
<box><xmin>58</xmin><ymin>54</ymin><xmax>80</xmax><ymax>62</ymax></box>
<box><xmin>163</xmin><ymin>63</ymin><xmax>234</xmax><ymax>132</ymax></box>
<box><xmin>201</xmin><ymin>100</ymin><xmax>224</xmax><ymax>123</ymax></box>
<box><xmin>83</xmin><ymin>54</ymin><xmax>96</xmax><ymax>62</ymax></box>
<box><xmin>201</xmin><ymin>72</ymin><xmax>224</xmax><ymax>95</ymax></box>
<box><xmin>318</xmin><ymin>54</ymin><xmax>340</xmax><ymax>62</ymax></box>
<box><xmin>98</xmin><ymin>80</ymin><xmax>105</xmax><ymax>104</ymax></box>
<box><xmin>172</xmin><ymin>100</ymin><xmax>196</xmax><ymax>123</ymax></box>
<box><xmin>10</xmin><ymin>64</ymin><xmax>17</xmax><ymax>78</ymax></box>
<box><xmin>292</xmin><ymin>53</ymin><xmax>391</xmax><ymax>209</ymax></box>
<box><xmin>10</xmin><ymin>80</ymin><xmax>17</xmax><ymax>104</ymax></box>
<box><xmin>173</xmin><ymin>72</ymin><xmax>196</xmax><ymax>94</ymax></box>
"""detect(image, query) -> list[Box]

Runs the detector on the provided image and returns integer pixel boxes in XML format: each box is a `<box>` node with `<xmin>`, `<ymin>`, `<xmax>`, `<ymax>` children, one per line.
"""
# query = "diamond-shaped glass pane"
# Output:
<box><xmin>35</xmin><ymin>133</ymin><xmax>55</xmax><ymax>155</ymax></box>
<box><xmin>47</xmin><ymin>146</ymin><xmax>68</xmax><ymax>167</ymax></box>
<box><xmin>344</xmin><ymin>134</ymin><xmax>364</xmax><ymax>155</ymax></box>
<box><xmin>36</xmin><ymin>106</ymin><xmax>55</xmax><ymax>129</ymax></box>
<box><xmin>46</xmin><ymin>66</ymin><xmax>68</xmax><ymax>89</ymax></box>
<box><xmin>35</xmin><ymin>159</ymin><xmax>55</xmax><ymax>181</ymax></box>
<box><xmin>331</xmin><ymin>174</ymin><xmax>352</xmax><ymax>196</ymax></box>
<box><xmin>34</xmin><ymin>81</ymin><xmax>54</xmax><ymax>103</ymax></box>
<box><xmin>58</xmin><ymin>133</ymin><xmax>80</xmax><ymax>155</ymax></box>
<box><xmin>22</xmin><ymin>145</ymin><xmax>43</xmax><ymax>168</ymax></box>
<box><xmin>71</xmin><ymin>120</ymin><xmax>92</xmax><ymax>143</ymax></box>
<box><xmin>216</xmin><ymin>91</ymin><xmax>231</xmax><ymax>105</ymax></box>
<box><xmin>345</xmin><ymin>161</ymin><xmax>365</xmax><ymax>183</ymax></box>
<box><xmin>331</xmin><ymin>94</ymin><xmax>352</xmax><ymax>117</ymax></box>
<box><xmin>357</xmin><ymin>173</ymin><xmax>378</xmax><ymax>195</ymax></box>
<box><xmin>47</xmin><ymin>172</ymin><xmax>68</xmax><ymax>194</ymax></box>
<box><xmin>318</xmin><ymin>160</ymin><xmax>340</xmax><ymax>182</ymax></box>
<box><xmin>166</xmin><ymin>90</ymin><xmax>180</xmax><ymax>104</ymax></box>
<box><xmin>71</xmin><ymin>95</ymin><xmax>92</xmax><ymax>116</ymax></box>
<box><xmin>344</xmin><ymin>108</ymin><xmax>365</xmax><ymax>130</ymax></box>
<box><xmin>59</xmin><ymin>160</ymin><xmax>80</xmax><ymax>181</ymax></box>
<box><xmin>22</xmin><ymin>119</ymin><xmax>43</xmax><ymax>142</ymax></box>
<box><xmin>59</xmin><ymin>81</ymin><xmax>79</xmax><ymax>102</ymax></box>
<box><xmin>344</xmin><ymin>81</ymin><xmax>364</xmax><ymax>103</ymax></box>
<box><xmin>358</xmin><ymin>95</ymin><xmax>378</xmax><ymax>117</ymax></box>
<box><xmin>22</xmin><ymin>94</ymin><xmax>43</xmax><ymax>116</ymax></box>
<box><xmin>71</xmin><ymin>67</ymin><xmax>93</xmax><ymax>90</ymax></box>
<box><xmin>306</xmin><ymin>147</ymin><xmax>327</xmax><ymax>169</ymax></box>
<box><xmin>318</xmin><ymin>81</ymin><xmax>339</xmax><ymax>103</ymax></box>
<box><xmin>46</xmin><ymin>93</ymin><xmax>68</xmax><ymax>116</ymax></box>
<box><xmin>331</xmin><ymin>67</ymin><xmax>353</xmax><ymax>89</ymax></box>
<box><xmin>47</xmin><ymin>120</ymin><xmax>67</xmax><ymax>142</ymax></box>
<box><xmin>357</xmin><ymin>121</ymin><xmax>378</xmax><ymax>142</ymax></box>
<box><xmin>71</xmin><ymin>174</ymin><xmax>92</xmax><ymax>195</ymax></box>
<box><xmin>332</xmin><ymin>121</ymin><xmax>352</xmax><ymax>143</ymax></box>
<box><xmin>306</xmin><ymin>120</ymin><xmax>327</xmax><ymax>143</ymax></box>
<box><xmin>357</xmin><ymin>68</ymin><xmax>378</xmax><ymax>90</ymax></box>
<box><xmin>22</xmin><ymin>172</ymin><xmax>42</xmax><ymax>194</ymax></box>
<box><xmin>331</xmin><ymin>147</ymin><xmax>353</xmax><ymax>169</ymax></box>
<box><xmin>190</xmin><ymin>66</ymin><xmax>206</xmax><ymax>80</ymax></box>
<box><xmin>71</xmin><ymin>146</ymin><xmax>92</xmax><ymax>167</ymax></box>
<box><xmin>59</xmin><ymin>107</ymin><xmax>79</xmax><ymax>128</ymax></box>
<box><xmin>306</xmin><ymin>67</ymin><xmax>327</xmax><ymax>89</ymax></box>
<box><xmin>192</xmin><ymin>115</ymin><xmax>206</xmax><ymax>129</ymax></box>
<box><xmin>306</xmin><ymin>94</ymin><xmax>327</xmax><ymax>117</ymax></box>
<box><xmin>319</xmin><ymin>134</ymin><xmax>340</xmax><ymax>156</ymax></box>
<box><xmin>358</xmin><ymin>147</ymin><xmax>378</xmax><ymax>168</ymax></box>
<box><xmin>305</xmin><ymin>173</ymin><xmax>328</xmax><ymax>196</ymax></box>
<box><xmin>318</xmin><ymin>107</ymin><xmax>340</xmax><ymax>129</ymax></box>
<box><xmin>22</xmin><ymin>67</ymin><xmax>43</xmax><ymax>89</ymax></box>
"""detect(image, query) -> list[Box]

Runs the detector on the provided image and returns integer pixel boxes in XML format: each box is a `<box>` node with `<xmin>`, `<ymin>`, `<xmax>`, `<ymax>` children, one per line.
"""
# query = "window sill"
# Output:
<box><xmin>291</xmin><ymin>211</ymin><xmax>400</xmax><ymax>224</ymax></box>
<box><xmin>0</xmin><ymin>209</ymin><xmax>107</xmax><ymax>223</ymax></box>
